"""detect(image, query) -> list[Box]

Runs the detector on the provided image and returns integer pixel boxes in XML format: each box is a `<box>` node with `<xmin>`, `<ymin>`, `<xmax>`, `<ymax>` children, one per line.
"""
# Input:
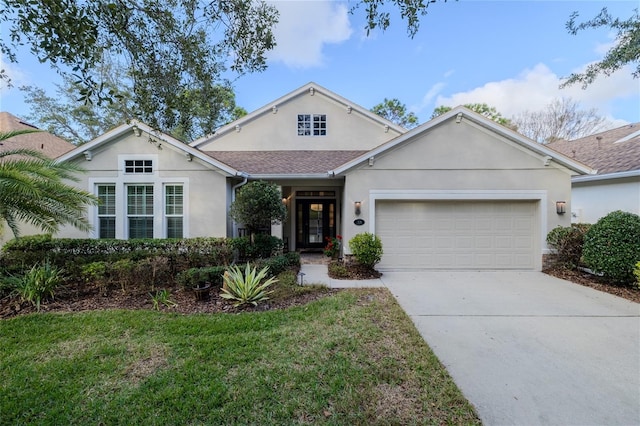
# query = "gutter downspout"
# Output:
<box><xmin>231</xmin><ymin>172</ymin><xmax>249</xmax><ymax>238</ymax></box>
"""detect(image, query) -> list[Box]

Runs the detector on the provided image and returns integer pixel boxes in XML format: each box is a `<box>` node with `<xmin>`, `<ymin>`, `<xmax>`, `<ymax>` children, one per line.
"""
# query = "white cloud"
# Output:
<box><xmin>0</xmin><ymin>55</ymin><xmax>26</xmax><ymax>95</ymax></box>
<box><xmin>267</xmin><ymin>1</ymin><xmax>353</xmax><ymax>68</ymax></box>
<box><xmin>432</xmin><ymin>63</ymin><xmax>638</xmax><ymax>124</ymax></box>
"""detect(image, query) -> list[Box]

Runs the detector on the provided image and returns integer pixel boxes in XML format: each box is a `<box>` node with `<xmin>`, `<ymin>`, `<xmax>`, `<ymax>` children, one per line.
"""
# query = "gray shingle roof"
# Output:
<box><xmin>204</xmin><ymin>150</ymin><xmax>368</xmax><ymax>175</ymax></box>
<box><xmin>547</xmin><ymin>123</ymin><xmax>640</xmax><ymax>175</ymax></box>
<box><xmin>0</xmin><ymin>112</ymin><xmax>75</xmax><ymax>159</ymax></box>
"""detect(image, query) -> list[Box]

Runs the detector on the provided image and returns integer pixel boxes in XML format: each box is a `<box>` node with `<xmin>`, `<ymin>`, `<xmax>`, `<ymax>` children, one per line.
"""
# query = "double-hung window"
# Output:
<box><xmin>298</xmin><ymin>114</ymin><xmax>326</xmax><ymax>136</ymax></box>
<box><xmin>127</xmin><ymin>185</ymin><xmax>154</xmax><ymax>238</ymax></box>
<box><xmin>97</xmin><ymin>184</ymin><xmax>116</xmax><ymax>239</ymax></box>
<box><xmin>165</xmin><ymin>185</ymin><xmax>184</xmax><ymax>238</ymax></box>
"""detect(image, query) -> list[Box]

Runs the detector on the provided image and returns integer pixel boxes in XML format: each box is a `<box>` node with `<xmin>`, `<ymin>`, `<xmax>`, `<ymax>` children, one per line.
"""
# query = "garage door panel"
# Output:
<box><xmin>376</xmin><ymin>200</ymin><xmax>538</xmax><ymax>270</ymax></box>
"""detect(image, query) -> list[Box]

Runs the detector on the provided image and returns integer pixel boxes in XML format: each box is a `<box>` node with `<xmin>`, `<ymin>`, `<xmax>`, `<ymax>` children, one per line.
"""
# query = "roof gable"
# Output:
<box><xmin>547</xmin><ymin>123</ymin><xmax>640</xmax><ymax>175</ymax></box>
<box><xmin>56</xmin><ymin>121</ymin><xmax>239</xmax><ymax>176</ymax></box>
<box><xmin>331</xmin><ymin>106</ymin><xmax>593</xmax><ymax>176</ymax></box>
<box><xmin>0</xmin><ymin>111</ymin><xmax>75</xmax><ymax>158</ymax></box>
<box><xmin>190</xmin><ymin>82</ymin><xmax>405</xmax><ymax>151</ymax></box>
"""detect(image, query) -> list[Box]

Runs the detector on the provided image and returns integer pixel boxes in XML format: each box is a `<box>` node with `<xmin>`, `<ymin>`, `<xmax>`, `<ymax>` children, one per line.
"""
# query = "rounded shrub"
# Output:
<box><xmin>348</xmin><ymin>232</ymin><xmax>383</xmax><ymax>269</ymax></box>
<box><xmin>582</xmin><ymin>210</ymin><xmax>640</xmax><ymax>285</ymax></box>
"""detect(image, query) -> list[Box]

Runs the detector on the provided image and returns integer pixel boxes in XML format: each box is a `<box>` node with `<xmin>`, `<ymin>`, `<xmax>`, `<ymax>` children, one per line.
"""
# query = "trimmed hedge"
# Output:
<box><xmin>232</xmin><ymin>235</ymin><xmax>284</xmax><ymax>261</ymax></box>
<box><xmin>0</xmin><ymin>235</ymin><xmax>234</xmax><ymax>276</ymax></box>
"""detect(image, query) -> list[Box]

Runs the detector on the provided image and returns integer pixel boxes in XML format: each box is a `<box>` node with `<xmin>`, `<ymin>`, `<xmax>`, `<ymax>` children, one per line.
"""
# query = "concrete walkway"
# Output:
<box><xmin>299</xmin><ymin>264</ymin><xmax>385</xmax><ymax>288</ymax></box>
<box><xmin>301</xmin><ymin>264</ymin><xmax>640</xmax><ymax>425</ymax></box>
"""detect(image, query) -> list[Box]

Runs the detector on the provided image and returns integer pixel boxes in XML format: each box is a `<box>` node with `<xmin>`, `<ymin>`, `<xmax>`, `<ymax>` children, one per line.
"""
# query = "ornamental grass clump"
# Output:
<box><xmin>13</xmin><ymin>262</ymin><xmax>65</xmax><ymax>311</ymax></box>
<box><xmin>221</xmin><ymin>264</ymin><xmax>278</xmax><ymax>307</ymax></box>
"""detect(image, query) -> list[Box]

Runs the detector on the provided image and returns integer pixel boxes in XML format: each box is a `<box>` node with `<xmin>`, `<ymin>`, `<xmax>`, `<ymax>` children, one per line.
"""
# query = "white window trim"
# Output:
<box><xmin>297</xmin><ymin>113</ymin><xmax>327</xmax><ymax>136</ymax></box>
<box><xmin>88</xmin><ymin>155</ymin><xmax>189</xmax><ymax>239</ymax></box>
<box><xmin>164</xmin><ymin>183</ymin><xmax>185</xmax><ymax>239</ymax></box>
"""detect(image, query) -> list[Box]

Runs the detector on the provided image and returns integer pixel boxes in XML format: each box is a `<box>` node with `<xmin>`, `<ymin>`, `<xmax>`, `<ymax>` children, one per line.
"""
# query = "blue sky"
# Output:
<box><xmin>1</xmin><ymin>0</ymin><xmax>639</xmax><ymax>128</ymax></box>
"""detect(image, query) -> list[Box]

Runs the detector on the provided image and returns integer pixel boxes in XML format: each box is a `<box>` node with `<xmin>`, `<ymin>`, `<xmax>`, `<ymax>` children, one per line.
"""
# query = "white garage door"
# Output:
<box><xmin>376</xmin><ymin>200</ymin><xmax>538</xmax><ymax>269</ymax></box>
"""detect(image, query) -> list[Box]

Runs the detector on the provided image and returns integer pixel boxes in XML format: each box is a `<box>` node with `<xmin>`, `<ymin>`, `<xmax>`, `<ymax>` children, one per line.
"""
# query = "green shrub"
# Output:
<box><xmin>349</xmin><ymin>233</ymin><xmax>383</xmax><ymax>269</ymax></box>
<box><xmin>582</xmin><ymin>210</ymin><xmax>640</xmax><ymax>284</ymax></box>
<box><xmin>13</xmin><ymin>262</ymin><xmax>65</xmax><ymax>311</ymax></box>
<box><xmin>257</xmin><ymin>255</ymin><xmax>292</xmax><ymax>277</ymax></box>
<box><xmin>284</xmin><ymin>251</ymin><xmax>301</xmax><ymax>267</ymax></box>
<box><xmin>176</xmin><ymin>266</ymin><xmax>227</xmax><ymax>289</ymax></box>
<box><xmin>221</xmin><ymin>264</ymin><xmax>278</xmax><ymax>307</ymax></box>
<box><xmin>0</xmin><ymin>236</ymin><xmax>234</xmax><ymax>276</ymax></box>
<box><xmin>328</xmin><ymin>262</ymin><xmax>350</xmax><ymax>278</ymax></box>
<box><xmin>546</xmin><ymin>223</ymin><xmax>591</xmax><ymax>269</ymax></box>
<box><xmin>232</xmin><ymin>235</ymin><xmax>283</xmax><ymax>261</ymax></box>
<box><xmin>0</xmin><ymin>274</ymin><xmax>20</xmax><ymax>298</ymax></box>
<box><xmin>634</xmin><ymin>262</ymin><xmax>640</xmax><ymax>288</ymax></box>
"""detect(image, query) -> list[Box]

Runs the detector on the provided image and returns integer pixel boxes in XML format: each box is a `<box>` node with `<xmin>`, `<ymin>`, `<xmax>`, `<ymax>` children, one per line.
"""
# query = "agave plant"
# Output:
<box><xmin>220</xmin><ymin>264</ymin><xmax>278</xmax><ymax>307</ymax></box>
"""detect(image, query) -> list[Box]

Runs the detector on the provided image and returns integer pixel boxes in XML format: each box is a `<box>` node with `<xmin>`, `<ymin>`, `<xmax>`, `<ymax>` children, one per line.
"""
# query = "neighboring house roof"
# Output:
<box><xmin>190</xmin><ymin>82</ymin><xmax>405</xmax><ymax>148</ymax></box>
<box><xmin>547</xmin><ymin>123</ymin><xmax>640</xmax><ymax>177</ymax></box>
<box><xmin>204</xmin><ymin>150</ymin><xmax>367</xmax><ymax>177</ymax></box>
<box><xmin>56</xmin><ymin>121</ymin><xmax>241</xmax><ymax>176</ymax></box>
<box><xmin>0</xmin><ymin>111</ymin><xmax>75</xmax><ymax>158</ymax></box>
<box><xmin>330</xmin><ymin>106</ymin><xmax>593</xmax><ymax>176</ymax></box>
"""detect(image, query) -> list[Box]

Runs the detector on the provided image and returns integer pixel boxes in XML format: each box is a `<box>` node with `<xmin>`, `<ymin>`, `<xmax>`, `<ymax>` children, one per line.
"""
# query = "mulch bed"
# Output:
<box><xmin>543</xmin><ymin>265</ymin><xmax>640</xmax><ymax>304</ymax></box>
<box><xmin>0</xmin><ymin>280</ymin><xmax>339</xmax><ymax>319</ymax></box>
<box><xmin>3</xmin><ymin>262</ymin><xmax>637</xmax><ymax>319</ymax></box>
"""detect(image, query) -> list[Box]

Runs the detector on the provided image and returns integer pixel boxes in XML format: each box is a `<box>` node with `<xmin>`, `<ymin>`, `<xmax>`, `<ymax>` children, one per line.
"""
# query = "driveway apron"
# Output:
<box><xmin>381</xmin><ymin>271</ymin><xmax>640</xmax><ymax>426</ymax></box>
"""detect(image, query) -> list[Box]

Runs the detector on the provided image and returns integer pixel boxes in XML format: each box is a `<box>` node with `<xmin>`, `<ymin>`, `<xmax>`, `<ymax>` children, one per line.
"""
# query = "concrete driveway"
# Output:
<box><xmin>380</xmin><ymin>271</ymin><xmax>640</xmax><ymax>426</ymax></box>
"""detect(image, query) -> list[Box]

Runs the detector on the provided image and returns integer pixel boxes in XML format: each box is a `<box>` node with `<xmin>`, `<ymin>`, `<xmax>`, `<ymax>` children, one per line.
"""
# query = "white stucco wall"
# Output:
<box><xmin>340</xmin><ymin>119</ymin><xmax>574</xmax><ymax>257</ymax></box>
<box><xmin>55</xmin><ymin>131</ymin><xmax>231</xmax><ymax>240</ymax></box>
<box><xmin>571</xmin><ymin>176</ymin><xmax>640</xmax><ymax>224</ymax></box>
<box><xmin>196</xmin><ymin>89</ymin><xmax>402</xmax><ymax>151</ymax></box>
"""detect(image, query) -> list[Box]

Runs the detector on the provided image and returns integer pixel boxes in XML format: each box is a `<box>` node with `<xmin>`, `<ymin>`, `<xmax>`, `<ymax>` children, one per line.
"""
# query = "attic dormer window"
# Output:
<box><xmin>124</xmin><ymin>159</ymin><xmax>153</xmax><ymax>174</ymax></box>
<box><xmin>298</xmin><ymin>114</ymin><xmax>326</xmax><ymax>136</ymax></box>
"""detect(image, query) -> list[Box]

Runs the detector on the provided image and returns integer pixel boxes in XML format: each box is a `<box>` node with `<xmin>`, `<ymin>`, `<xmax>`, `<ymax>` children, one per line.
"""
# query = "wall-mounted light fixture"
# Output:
<box><xmin>132</xmin><ymin>124</ymin><xmax>142</xmax><ymax>137</ymax></box>
<box><xmin>354</xmin><ymin>201</ymin><xmax>362</xmax><ymax>216</ymax></box>
<box><xmin>282</xmin><ymin>197</ymin><xmax>288</xmax><ymax>205</ymax></box>
<box><xmin>83</xmin><ymin>150</ymin><xmax>93</xmax><ymax>161</ymax></box>
<box><xmin>272</xmin><ymin>105</ymin><xmax>278</xmax><ymax>114</ymax></box>
<box><xmin>235</xmin><ymin>125</ymin><xmax>241</xmax><ymax>133</ymax></box>
<box><xmin>556</xmin><ymin>201</ymin><xmax>566</xmax><ymax>215</ymax></box>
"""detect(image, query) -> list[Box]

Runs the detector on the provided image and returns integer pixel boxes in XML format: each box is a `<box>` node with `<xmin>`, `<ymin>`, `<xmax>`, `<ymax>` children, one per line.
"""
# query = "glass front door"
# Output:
<box><xmin>296</xmin><ymin>199</ymin><xmax>335</xmax><ymax>249</ymax></box>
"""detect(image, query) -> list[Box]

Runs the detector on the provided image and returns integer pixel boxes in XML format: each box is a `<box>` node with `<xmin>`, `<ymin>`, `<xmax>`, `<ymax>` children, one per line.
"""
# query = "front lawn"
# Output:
<box><xmin>0</xmin><ymin>288</ymin><xmax>480</xmax><ymax>425</ymax></box>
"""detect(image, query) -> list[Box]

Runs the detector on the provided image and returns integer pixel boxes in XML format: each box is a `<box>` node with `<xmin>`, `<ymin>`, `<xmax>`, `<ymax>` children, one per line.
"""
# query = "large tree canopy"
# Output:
<box><xmin>1</xmin><ymin>0</ymin><xmax>277</xmax><ymax>137</ymax></box>
<box><xmin>20</xmin><ymin>59</ymin><xmax>245</xmax><ymax>144</ymax></box>
<box><xmin>371</xmin><ymin>98</ymin><xmax>418</xmax><ymax>129</ymax></box>
<box><xmin>562</xmin><ymin>7</ymin><xmax>640</xmax><ymax>88</ymax></box>
<box><xmin>0</xmin><ymin>130</ymin><xmax>98</xmax><ymax>238</ymax></box>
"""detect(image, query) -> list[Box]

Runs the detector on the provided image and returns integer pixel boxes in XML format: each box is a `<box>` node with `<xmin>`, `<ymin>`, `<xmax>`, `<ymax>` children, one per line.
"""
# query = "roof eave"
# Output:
<box><xmin>572</xmin><ymin>169</ymin><xmax>640</xmax><ymax>183</ymax></box>
<box><xmin>248</xmin><ymin>173</ymin><xmax>335</xmax><ymax>180</ymax></box>
<box><xmin>55</xmin><ymin>121</ymin><xmax>240</xmax><ymax>176</ymax></box>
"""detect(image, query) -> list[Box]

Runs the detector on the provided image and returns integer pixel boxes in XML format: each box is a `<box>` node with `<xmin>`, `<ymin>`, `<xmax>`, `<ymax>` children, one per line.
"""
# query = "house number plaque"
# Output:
<box><xmin>354</xmin><ymin>219</ymin><xmax>365</xmax><ymax>226</ymax></box>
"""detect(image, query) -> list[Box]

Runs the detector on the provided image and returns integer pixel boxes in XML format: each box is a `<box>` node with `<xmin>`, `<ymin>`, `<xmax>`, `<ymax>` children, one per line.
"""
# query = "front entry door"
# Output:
<box><xmin>296</xmin><ymin>200</ymin><xmax>336</xmax><ymax>249</ymax></box>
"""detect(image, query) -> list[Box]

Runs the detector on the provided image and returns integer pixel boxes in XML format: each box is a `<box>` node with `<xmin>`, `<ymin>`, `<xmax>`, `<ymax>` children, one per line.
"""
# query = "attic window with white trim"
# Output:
<box><xmin>124</xmin><ymin>159</ymin><xmax>153</xmax><ymax>174</ymax></box>
<box><xmin>298</xmin><ymin>114</ymin><xmax>326</xmax><ymax>136</ymax></box>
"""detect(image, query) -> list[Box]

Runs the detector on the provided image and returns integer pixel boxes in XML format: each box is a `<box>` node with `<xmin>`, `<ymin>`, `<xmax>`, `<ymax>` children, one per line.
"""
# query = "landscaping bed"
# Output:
<box><xmin>543</xmin><ymin>265</ymin><xmax>640</xmax><ymax>304</ymax></box>
<box><xmin>0</xmin><ymin>270</ymin><xmax>335</xmax><ymax>319</ymax></box>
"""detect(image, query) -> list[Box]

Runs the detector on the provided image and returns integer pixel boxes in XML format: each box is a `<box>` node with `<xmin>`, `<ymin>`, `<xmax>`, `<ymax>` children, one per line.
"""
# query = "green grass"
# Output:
<box><xmin>0</xmin><ymin>289</ymin><xmax>480</xmax><ymax>425</ymax></box>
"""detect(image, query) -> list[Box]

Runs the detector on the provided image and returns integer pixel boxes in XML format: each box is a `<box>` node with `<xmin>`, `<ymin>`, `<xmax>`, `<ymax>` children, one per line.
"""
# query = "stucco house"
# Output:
<box><xmin>55</xmin><ymin>83</ymin><xmax>591</xmax><ymax>271</ymax></box>
<box><xmin>548</xmin><ymin>123</ymin><xmax>640</xmax><ymax>224</ymax></box>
